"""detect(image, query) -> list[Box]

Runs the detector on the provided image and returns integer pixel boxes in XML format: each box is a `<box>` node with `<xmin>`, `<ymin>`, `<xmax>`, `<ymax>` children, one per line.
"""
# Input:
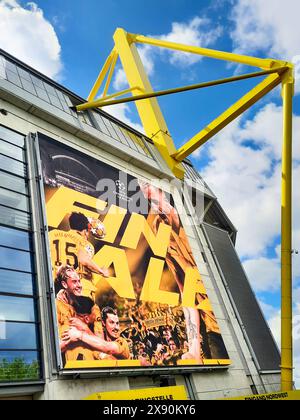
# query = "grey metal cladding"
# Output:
<box><xmin>203</xmin><ymin>223</ymin><xmax>281</xmax><ymax>372</ymax></box>
<box><xmin>0</xmin><ymin>50</ymin><xmax>154</xmax><ymax>163</ymax></box>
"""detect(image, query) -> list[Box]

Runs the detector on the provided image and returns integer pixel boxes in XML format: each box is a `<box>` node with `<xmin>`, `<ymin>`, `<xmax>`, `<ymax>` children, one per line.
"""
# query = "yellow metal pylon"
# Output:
<box><xmin>76</xmin><ymin>29</ymin><xmax>295</xmax><ymax>391</ymax></box>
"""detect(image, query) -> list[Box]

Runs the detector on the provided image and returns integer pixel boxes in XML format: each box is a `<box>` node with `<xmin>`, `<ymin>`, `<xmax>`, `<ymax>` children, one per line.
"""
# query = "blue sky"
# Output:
<box><xmin>0</xmin><ymin>0</ymin><xmax>300</xmax><ymax>386</ymax></box>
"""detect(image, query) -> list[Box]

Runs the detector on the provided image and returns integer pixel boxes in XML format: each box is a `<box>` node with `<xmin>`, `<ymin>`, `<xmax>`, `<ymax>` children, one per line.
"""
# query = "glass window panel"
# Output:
<box><xmin>0</xmin><ymin>155</ymin><xmax>26</xmax><ymax>177</ymax></box>
<box><xmin>0</xmin><ymin>126</ymin><xmax>25</xmax><ymax>148</ymax></box>
<box><xmin>6</xmin><ymin>70</ymin><xmax>22</xmax><ymax>87</ymax></box>
<box><xmin>0</xmin><ymin>171</ymin><xmax>28</xmax><ymax>195</ymax></box>
<box><xmin>63</xmin><ymin>94</ymin><xmax>73</xmax><ymax>107</ymax></box>
<box><xmin>0</xmin><ymin>322</ymin><xmax>38</xmax><ymax>350</ymax></box>
<box><xmin>131</xmin><ymin>133</ymin><xmax>148</xmax><ymax>155</ymax></box>
<box><xmin>0</xmin><ymin>205</ymin><xmax>31</xmax><ymax>231</ymax></box>
<box><xmin>0</xmin><ymin>140</ymin><xmax>25</xmax><ymax>161</ymax></box>
<box><xmin>0</xmin><ymin>351</ymin><xmax>40</xmax><ymax>382</ymax></box>
<box><xmin>93</xmin><ymin>113</ymin><xmax>110</xmax><ymax>136</ymax></box>
<box><xmin>0</xmin><ymin>226</ymin><xmax>31</xmax><ymax>251</ymax></box>
<box><xmin>17</xmin><ymin>67</ymin><xmax>32</xmax><ymax>81</ymax></box>
<box><xmin>0</xmin><ymin>247</ymin><xmax>33</xmax><ymax>272</ymax></box>
<box><xmin>4</xmin><ymin>61</ymin><xmax>18</xmax><ymax>74</ymax></box>
<box><xmin>83</xmin><ymin>112</ymin><xmax>92</xmax><ymax>126</ymax></box>
<box><xmin>136</xmin><ymin>137</ymin><xmax>150</xmax><ymax>156</ymax></box>
<box><xmin>35</xmin><ymin>86</ymin><xmax>50</xmax><ymax>102</ymax></box>
<box><xmin>104</xmin><ymin>121</ymin><xmax>118</xmax><ymax>139</ymax></box>
<box><xmin>70</xmin><ymin>108</ymin><xmax>78</xmax><ymax>119</ymax></box>
<box><xmin>126</xmin><ymin>133</ymin><xmax>141</xmax><ymax>153</ymax></box>
<box><xmin>0</xmin><ymin>188</ymin><xmax>30</xmax><ymax>212</ymax></box>
<box><xmin>20</xmin><ymin>78</ymin><xmax>36</xmax><ymax>95</ymax></box>
<box><xmin>44</xmin><ymin>83</ymin><xmax>56</xmax><ymax>96</ymax></box>
<box><xmin>112</xmin><ymin>124</ymin><xmax>130</xmax><ymax>147</ymax></box>
<box><xmin>79</xmin><ymin>112</ymin><xmax>92</xmax><ymax>126</ymax></box>
<box><xmin>48</xmin><ymin>94</ymin><xmax>63</xmax><ymax>108</ymax></box>
<box><xmin>0</xmin><ymin>269</ymin><xmax>34</xmax><ymax>295</ymax></box>
<box><xmin>60</xmin><ymin>101</ymin><xmax>72</xmax><ymax>114</ymax></box>
<box><xmin>56</xmin><ymin>90</ymin><xmax>66</xmax><ymax>102</ymax></box>
<box><xmin>0</xmin><ymin>64</ymin><xmax>6</xmax><ymax>79</ymax></box>
<box><xmin>30</xmin><ymin>75</ymin><xmax>44</xmax><ymax>88</ymax></box>
<box><xmin>0</xmin><ymin>296</ymin><xmax>35</xmax><ymax>322</ymax></box>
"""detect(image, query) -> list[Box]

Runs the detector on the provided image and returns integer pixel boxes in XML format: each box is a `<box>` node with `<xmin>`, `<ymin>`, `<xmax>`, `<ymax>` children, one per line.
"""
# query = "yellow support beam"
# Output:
<box><xmin>76</xmin><ymin>67</ymin><xmax>286</xmax><ymax>111</ymax></box>
<box><xmin>113</xmin><ymin>28</ymin><xmax>185</xmax><ymax>179</ymax></box>
<box><xmin>101</xmin><ymin>87</ymin><xmax>140</xmax><ymax>102</ymax></box>
<box><xmin>88</xmin><ymin>48</ymin><xmax>116</xmax><ymax>102</ymax></box>
<box><xmin>172</xmin><ymin>72</ymin><xmax>282</xmax><ymax>162</ymax></box>
<box><xmin>102</xmin><ymin>51</ymin><xmax>119</xmax><ymax>98</ymax></box>
<box><xmin>281</xmin><ymin>69</ymin><xmax>294</xmax><ymax>392</ymax></box>
<box><xmin>77</xmin><ymin>87</ymin><xmax>142</xmax><ymax>111</ymax></box>
<box><xmin>132</xmin><ymin>33</ymin><xmax>283</xmax><ymax>70</ymax></box>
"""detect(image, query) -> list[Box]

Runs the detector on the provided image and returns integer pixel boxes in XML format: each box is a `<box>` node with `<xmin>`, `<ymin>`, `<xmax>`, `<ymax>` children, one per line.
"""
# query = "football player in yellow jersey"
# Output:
<box><xmin>55</xmin><ymin>265</ymin><xmax>103</xmax><ymax>363</ymax></box>
<box><xmin>62</xmin><ymin>306</ymin><xmax>131</xmax><ymax>360</ymax></box>
<box><xmin>49</xmin><ymin>212</ymin><xmax>108</xmax><ymax>300</ymax></box>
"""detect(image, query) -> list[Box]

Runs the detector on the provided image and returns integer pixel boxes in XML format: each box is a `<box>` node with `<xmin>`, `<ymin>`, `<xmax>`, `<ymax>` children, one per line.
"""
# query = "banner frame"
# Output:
<box><xmin>35</xmin><ymin>132</ymin><xmax>231</xmax><ymax>376</ymax></box>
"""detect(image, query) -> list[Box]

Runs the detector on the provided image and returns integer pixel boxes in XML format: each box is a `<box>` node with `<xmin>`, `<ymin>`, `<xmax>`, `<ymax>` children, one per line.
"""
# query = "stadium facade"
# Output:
<box><xmin>0</xmin><ymin>49</ymin><xmax>281</xmax><ymax>400</ymax></box>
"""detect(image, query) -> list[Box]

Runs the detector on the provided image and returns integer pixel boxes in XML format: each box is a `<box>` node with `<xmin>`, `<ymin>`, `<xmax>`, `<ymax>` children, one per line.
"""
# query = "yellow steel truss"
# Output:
<box><xmin>76</xmin><ymin>28</ymin><xmax>295</xmax><ymax>391</ymax></box>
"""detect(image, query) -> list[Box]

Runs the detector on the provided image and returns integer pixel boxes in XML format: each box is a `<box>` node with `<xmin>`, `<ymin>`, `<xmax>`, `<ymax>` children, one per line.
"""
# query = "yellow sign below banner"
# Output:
<box><xmin>85</xmin><ymin>385</ymin><xmax>188</xmax><ymax>400</ymax></box>
<box><xmin>225</xmin><ymin>390</ymin><xmax>300</xmax><ymax>401</ymax></box>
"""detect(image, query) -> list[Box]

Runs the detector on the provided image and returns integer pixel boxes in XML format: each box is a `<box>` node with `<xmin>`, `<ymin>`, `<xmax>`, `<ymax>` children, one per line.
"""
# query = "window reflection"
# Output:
<box><xmin>0</xmin><ymin>140</ymin><xmax>24</xmax><ymax>162</ymax></box>
<box><xmin>0</xmin><ymin>270</ymin><xmax>34</xmax><ymax>295</ymax></box>
<box><xmin>0</xmin><ymin>126</ymin><xmax>25</xmax><ymax>148</ymax></box>
<box><xmin>0</xmin><ymin>171</ymin><xmax>28</xmax><ymax>195</ymax></box>
<box><xmin>0</xmin><ymin>226</ymin><xmax>32</xmax><ymax>251</ymax></box>
<box><xmin>0</xmin><ymin>205</ymin><xmax>31</xmax><ymax>231</ymax></box>
<box><xmin>0</xmin><ymin>351</ymin><xmax>40</xmax><ymax>382</ymax></box>
<box><xmin>0</xmin><ymin>188</ymin><xmax>29</xmax><ymax>212</ymax></box>
<box><xmin>0</xmin><ymin>155</ymin><xmax>26</xmax><ymax>177</ymax></box>
<box><xmin>0</xmin><ymin>322</ymin><xmax>38</xmax><ymax>350</ymax></box>
<box><xmin>0</xmin><ymin>296</ymin><xmax>35</xmax><ymax>322</ymax></box>
<box><xmin>0</xmin><ymin>124</ymin><xmax>41</xmax><ymax>382</ymax></box>
<box><xmin>0</xmin><ymin>247</ymin><xmax>33</xmax><ymax>272</ymax></box>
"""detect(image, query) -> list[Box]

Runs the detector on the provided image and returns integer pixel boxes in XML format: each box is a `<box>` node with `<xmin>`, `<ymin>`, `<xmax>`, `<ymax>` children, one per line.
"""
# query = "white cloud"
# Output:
<box><xmin>0</xmin><ymin>0</ymin><xmax>62</xmax><ymax>79</ymax></box>
<box><xmin>231</xmin><ymin>0</ymin><xmax>300</xmax><ymax>92</ymax></box>
<box><xmin>240</xmin><ymin>103</ymin><xmax>300</xmax><ymax>161</ymax></box>
<box><xmin>258</xmin><ymin>299</ymin><xmax>279</xmax><ymax>320</ymax></box>
<box><xmin>156</xmin><ymin>17</ymin><xmax>222</xmax><ymax>66</ymax></box>
<box><xmin>294</xmin><ymin>288</ymin><xmax>300</xmax><ymax>304</ymax></box>
<box><xmin>244</xmin><ymin>258</ymin><xmax>280</xmax><ymax>292</ymax></box>
<box><xmin>138</xmin><ymin>45</ymin><xmax>155</xmax><ymax>75</ymax></box>
<box><xmin>113</xmin><ymin>68</ymin><xmax>129</xmax><ymax>91</ymax></box>
<box><xmin>231</xmin><ymin>0</ymin><xmax>300</xmax><ymax>58</ymax></box>
<box><xmin>201</xmin><ymin>103</ymin><xmax>300</xmax><ymax>260</ymax></box>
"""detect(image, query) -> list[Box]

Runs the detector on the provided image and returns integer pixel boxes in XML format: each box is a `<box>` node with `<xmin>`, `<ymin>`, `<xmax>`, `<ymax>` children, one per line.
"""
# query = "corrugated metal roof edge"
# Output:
<box><xmin>0</xmin><ymin>48</ymin><xmax>156</xmax><ymax>144</ymax></box>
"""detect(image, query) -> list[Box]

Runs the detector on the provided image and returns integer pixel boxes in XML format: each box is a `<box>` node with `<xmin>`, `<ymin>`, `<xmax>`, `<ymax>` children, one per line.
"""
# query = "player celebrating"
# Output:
<box><xmin>49</xmin><ymin>212</ymin><xmax>109</xmax><ymax>300</ymax></box>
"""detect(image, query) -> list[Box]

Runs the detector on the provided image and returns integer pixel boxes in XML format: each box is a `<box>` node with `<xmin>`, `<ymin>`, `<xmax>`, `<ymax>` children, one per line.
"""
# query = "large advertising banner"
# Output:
<box><xmin>38</xmin><ymin>133</ymin><xmax>230</xmax><ymax>370</ymax></box>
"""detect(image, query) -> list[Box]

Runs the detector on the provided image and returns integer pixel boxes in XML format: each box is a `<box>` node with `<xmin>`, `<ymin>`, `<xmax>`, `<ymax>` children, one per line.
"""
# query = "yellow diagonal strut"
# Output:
<box><xmin>172</xmin><ymin>73</ymin><xmax>282</xmax><ymax>161</ymax></box>
<box><xmin>88</xmin><ymin>48</ymin><xmax>117</xmax><ymax>102</ymax></box>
